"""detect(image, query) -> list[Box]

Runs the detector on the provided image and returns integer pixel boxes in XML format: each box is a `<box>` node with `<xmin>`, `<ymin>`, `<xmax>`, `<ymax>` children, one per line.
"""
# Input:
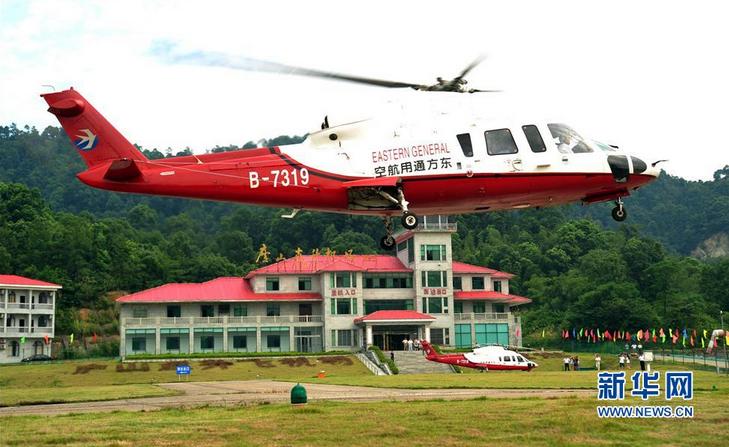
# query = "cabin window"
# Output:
<box><xmin>456</xmin><ymin>133</ymin><xmax>473</xmax><ymax>157</ymax></box>
<box><xmin>518</xmin><ymin>356</ymin><xmax>525</xmax><ymax>362</ymax></box>
<box><xmin>485</xmin><ymin>129</ymin><xmax>518</xmax><ymax>155</ymax></box>
<box><xmin>522</xmin><ymin>125</ymin><xmax>546</xmax><ymax>153</ymax></box>
<box><xmin>548</xmin><ymin>123</ymin><xmax>594</xmax><ymax>154</ymax></box>
<box><xmin>504</xmin><ymin>356</ymin><xmax>511</xmax><ymax>362</ymax></box>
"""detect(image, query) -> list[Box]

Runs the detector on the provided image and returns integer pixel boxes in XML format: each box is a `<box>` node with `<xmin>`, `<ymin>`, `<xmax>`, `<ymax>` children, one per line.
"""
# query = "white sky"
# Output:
<box><xmin>1</xmin><ymin>0</ymin><xmax>728</xmax><ymax>180</ymax></box>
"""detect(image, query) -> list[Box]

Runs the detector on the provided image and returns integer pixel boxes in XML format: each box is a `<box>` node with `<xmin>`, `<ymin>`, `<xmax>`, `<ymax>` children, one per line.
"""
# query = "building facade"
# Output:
<box><xmin>0</xmin><ymin>275</ymin><xmax>61</xmax><ymax>364</ymax></box>
<box><xmin>118</xmin><ymin>217</ymin><xmax>530</xmax><ymax>357</ymax></box>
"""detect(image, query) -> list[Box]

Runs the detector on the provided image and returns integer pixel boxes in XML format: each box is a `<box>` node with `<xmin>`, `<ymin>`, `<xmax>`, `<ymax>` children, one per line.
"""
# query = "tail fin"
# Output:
<box><xmin>419</xmin><ymin>340</ymin><xmax>437</xmax><ymax>359</ymax></box>
<box><xmin>41</xmin><ymin>88</ymin><xmax>147</xmax><ymax>168</ymax></box>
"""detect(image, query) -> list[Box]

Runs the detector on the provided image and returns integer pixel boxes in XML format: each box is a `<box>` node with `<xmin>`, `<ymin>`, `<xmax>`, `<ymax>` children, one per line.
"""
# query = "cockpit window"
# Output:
<box><xmin>517</xmin><ymin>356</ymin><xmax>525</xmax><ymax>362</ymax></box>
<box><xmin>522</xmin><ymin>125</ymin><xmax>546</xmax><ymax>153</ymax></box>
<box><xmin>457</xmin><ymin>133</ymin><xmax>473</xmax><ymax>157</ymax></box>
<box><xmin>485</xmin><ymin>129</ymin><xmax>518</xmax><ymax>155</ymax></box>
<box><xmin>593</xmin><ymin>140</ymin><xmax>618</xmax><ymax>152</ymax></box>
<box><xmin>548</xmin><ymin>123</ymin><xmax>594</xmax><ymax>154</ymax></box>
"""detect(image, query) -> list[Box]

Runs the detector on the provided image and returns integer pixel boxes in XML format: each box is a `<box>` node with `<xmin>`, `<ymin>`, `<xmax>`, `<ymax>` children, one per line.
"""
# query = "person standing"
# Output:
<box><xmin>639</xmin><ymin>353</ymin><xmax>646</xmax><ymax>371</ymax></box>
<box><xmin>625</xmin><ymin>354</ymin><xmax>631</xmax><ymax>370</ymax></box>
<box><xmin>563</xmin><ymin>356</ymin><xmax>571</xmax><ymax>371</ymax></box>
<box><xmin>402</xmin><ymin>338</ymin><xmax>408</xmax><ymax>351</ymax></box>
<box><xmin>407</xmin><ymin>339</ymin><xmax>413</xmax><ymax>352</ymax></box>
<box><xmin>574</xmin><ymin>356</ymin><xmax>580</xmax><ymax>371</ymax></box>
<box><xmin>618</xmin><ymin>354</ymin><xmax>625</xmax><ymax>369</ymax></box>
<box><xmin>594</xmin><ymin>354</ymin><xmax>602</xmax><ymax>371</ymax></box>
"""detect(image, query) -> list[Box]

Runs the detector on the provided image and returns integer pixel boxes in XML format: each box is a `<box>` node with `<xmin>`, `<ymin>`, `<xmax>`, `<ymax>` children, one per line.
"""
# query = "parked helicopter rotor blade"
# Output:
<box><xmin>454</xmin><ymin>55</ymin><xmax>487</xmax><ymax>81</ymax></box>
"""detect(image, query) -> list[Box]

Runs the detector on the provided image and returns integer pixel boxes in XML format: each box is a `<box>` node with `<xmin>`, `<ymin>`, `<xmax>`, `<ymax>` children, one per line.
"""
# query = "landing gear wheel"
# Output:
<box><xmin>380</xmin><ymin>235</ymin><xmax>396</xmax><ymax>251</ymax></box>
<box><xmin>611</xmin><ymin>205</ymin><xmax>627</xmax><ymax>222</ymax></box>
<box><xmin>401</xmin><ymin>211</ymin><xmax>418</xmax><ymax>230</ymax></box>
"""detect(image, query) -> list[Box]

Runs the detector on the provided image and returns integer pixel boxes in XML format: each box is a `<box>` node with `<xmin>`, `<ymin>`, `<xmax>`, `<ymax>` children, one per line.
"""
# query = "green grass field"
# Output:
<box><xmin>1</xmin><ymin>391</ymin><xmax>727</xmax><ymax>446</ymax></box>
<box><xmin>0</xmin><ymin>356</ymin><xmax>368</xmax><ymax>406</ymax></box>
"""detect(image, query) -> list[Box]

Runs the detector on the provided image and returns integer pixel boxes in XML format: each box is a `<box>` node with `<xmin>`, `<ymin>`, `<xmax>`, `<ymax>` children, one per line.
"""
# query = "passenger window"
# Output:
<box><xmin>457</xmin><ymin>133</ymin><xmax>473</xmax><ymax>157</ymax></box>
<box><xmin>485</xmin><ymin>129</ymin><xmax>518</xmax><ymax>155</ymax></box>
<box><xmin>522</xmin><ymin>125</ymin><xmax>546</xmax><ymax>153</ymax></box>
<box><xmin>503</xmin><ymin>356</ymin><xmax>511</xmax><ymax>362</ymax></box>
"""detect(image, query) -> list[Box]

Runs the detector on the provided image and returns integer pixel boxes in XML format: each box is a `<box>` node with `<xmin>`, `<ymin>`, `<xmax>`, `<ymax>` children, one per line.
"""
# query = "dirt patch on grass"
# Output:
<box><xmin>279</xmin><ymin>357</ymin><xmax>316</xmax><ymax>367</ymax></box>
<box><xmin>199</xmin><ymin>360</ymin><xmax>233</xmax><ymax>370</ymax></box>
<box><xmin>116</xmin><ymin>363</ymin><xmax>150</xmax><ymax>373</ymax></box>
<box><xmin>72</xmin><ymin>364</ymin><xmax>108</xmax><ymax>375</ymax></box>
<box><xmin>318</xmin><ymin>356</ymin><xmax>353</xmax><ymax>366</ymax></box>
<box><xmin>238</xmin><ymin>359</ymin><xmax>276</xmax><ymax>368</ymax></box>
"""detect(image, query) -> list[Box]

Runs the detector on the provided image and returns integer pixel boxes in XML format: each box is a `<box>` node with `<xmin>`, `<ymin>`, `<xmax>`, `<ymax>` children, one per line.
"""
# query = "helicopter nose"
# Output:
<box><xmin>630</xmin><ymin>156</ymin><xmax>647</xmax><ymax>174</ymax></box>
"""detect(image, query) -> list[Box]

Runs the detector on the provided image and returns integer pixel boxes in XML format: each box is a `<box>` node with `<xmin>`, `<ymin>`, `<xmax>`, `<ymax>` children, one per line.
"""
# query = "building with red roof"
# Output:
<box><xmin>118</xmin><ymin>217</ymin><xmax>530</xmax><ymax>357</ymax></box>
<box><xmin>1</xmin><ymin>275</ymin><xmax>61</xmax><ymax>363</ymax></box>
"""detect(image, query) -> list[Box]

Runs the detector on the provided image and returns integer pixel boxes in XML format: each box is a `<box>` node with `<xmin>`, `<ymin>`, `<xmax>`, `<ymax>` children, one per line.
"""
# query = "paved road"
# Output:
<box><xmin>0</xmin><ymin>380</ymin><xmax>593</xmax><ymax>417</ymax></box>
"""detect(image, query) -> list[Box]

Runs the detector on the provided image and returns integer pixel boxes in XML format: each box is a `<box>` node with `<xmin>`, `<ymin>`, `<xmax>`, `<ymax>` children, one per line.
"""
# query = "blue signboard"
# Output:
<box><xmin>176</xmin><ymin>365</ymin><xmax>191</xmax><ymax>375</ymax></box>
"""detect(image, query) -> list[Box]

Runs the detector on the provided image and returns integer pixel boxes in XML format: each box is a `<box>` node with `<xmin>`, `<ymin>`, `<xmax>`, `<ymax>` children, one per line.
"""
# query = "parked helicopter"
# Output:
<box><xmin>419</xmin><ymin>340</ymin><xmax>538</xmax><ymax>372</ymax></box>
<box><xmin>41</xmin><ymin>58</ymin><xmax>661</xmax><ymax>250</ymax></box>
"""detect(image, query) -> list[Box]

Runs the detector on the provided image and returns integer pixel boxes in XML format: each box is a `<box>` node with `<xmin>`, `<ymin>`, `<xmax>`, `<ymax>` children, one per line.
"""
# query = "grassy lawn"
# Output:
<box><xmin>1</xmin><ymin>391</ymin><xmax>727</xmax><ymax>446</ymax></box>
<box><xmin>0</xmin><ymin>356</ymin><xmax>368</xmax><ymax>406</ymax></box>
<box><xmin>0</xmin><ymin>384</ymin><xmax>179</xmax><ymax>407</ymax></box>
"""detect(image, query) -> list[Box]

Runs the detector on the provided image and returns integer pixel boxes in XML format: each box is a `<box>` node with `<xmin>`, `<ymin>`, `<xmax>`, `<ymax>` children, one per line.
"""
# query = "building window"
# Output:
<box><xmin>397</xmin><ymin>240</ymin><xmax>408</xmax><ymax>252</ymax></box>
<box><xmin>485</xmin><ymin>128</ymin><xmax>518</xmax><ymax>155</ymax></box>
<box><xmin>37</xmin><ymin>315</ymin><xmax>49</xmax><ymax>327</ymax></box>
<box><xmin>267</xmin><ymin>335</ymin><xmax>281</xmax><ymax>349</ymax></box>
<box><xmin>166</xmin><ymin>336</ymin><xmax>180</xmax><ymax>351</ymax></box>
<box><xmin>266</xmin><ymin>277</ymin><xmax>280</xmax><ymax>291</ymax></box>
<box><xmin>132</xmin><ymin>337</ymin><xmax>146</xmax><ymax>352</ymax></box>
<box><xmin>201</xmin><ymin>305</ymin><xmax>215</xmax><ymax>317</ymax></box>
<box><xmin>298</xmin><ymin>277</ymin><xmax>312</xmax><ymax>291</ymax></box>
<box><xmin>132</xmin><ymin>306</ymin><xmax>148</xmax><ymax>318</ymax></box>
<box><xmin>167</xmin><ymin>305</ymin><xmax>181</xmax><ymax>318</ymax></box>
<box><xmin>363</xmin><ymin>274</ymin><xmax>413</xmax><ymax>289</ymax></box>
<box><xmin>201</xmin><ymin>336</ymin><xmax>215</xmax><ymax>350</ymax></box>
<box><xmin>364</xmin><ymin>300</ymin><xmax>413</xmax><ymax>313</ymax></box>
<box><xmin>421</xmin><ymin>271</ymin><xmax>447</xmax><ymax>287</ymax></box>
<box><xmin>233</xmin><ymin>304</ymin><xmax>248</xmax><ymax>317</ymax></box>
<box><xmin>266</xmin><ymin>303</ymin><xmax>280</xmax><ymax>317</ymax></box>
<box><xmin>473</xmin><ymin>301</ymin><xmax>486</xmax><ymax>313</ymax></box>
<box><xmin>218</xmin><ymin>304</ymin><xmax>230</xmax><ymax>315</ymax></box>
<box><xmin>407</xmin><ymin>239</ymin><xmax>415</xmax><ymax>263</ymax></box>
<box><xmin>472</xmin><ymin>277</ymin><xmax>485</xmax><ymax>290</ymax></box>
<box><xmin>522</xmin><ymin>124</ymin><xmax>547</xmax><ymax>153</ymax></box>
<box><xmin>494</xmin><ymin>304</ymin><xmax>506</xmax><ymax>313</ymax></box>
<box><xmin>420</xmin><ymin>244</ymin><xmax>446</xmax><ymax>261</ymax></box>
<box><xmin>299</xmin><ymin>303</ymin><xmax>313</xmax><ymax>315</ymax></box>
<box><xmin>457</xmin><ymin>133</ymin><xmax>474</xmax><ymax>157</ymax></box>
<box><xmin>233</xmin><ymin>335</ymin><xmax>247</xmax><ymax>349</ymax></box>
<box><xmin>422</xmin><ymin>297</ymin><xmax>448</xmax><ymax>314</ymax></box>
<box><xmin>454</xmin><ymin>301</ymin><xmax>463</xmax><ymax>314</ymax></box>
<box><xmin>430</xmin><ymin>328</ymin><xmax>449</xmax><ymax>345</ymax></box>
<box><xmin>453</xmin><ymin>276</ymin><xmax>462</xmax><ymax>290</ymax></box>
<box><xmin>331</xmin><ymin>298</ymin><xmax>356</xmax><ymax>315</ymax></box>
<box><xmin>331</xmin><ymin>272</ymin><xmax>356</xmax><ymax>288</ymax></box>
<box><xmin>332</xmin><ymin>329</ymin><xmax>354</xmax><ymax>347</ymax></box>
<box><xmin>475</xmin><ymin>323</ymin><xmax>509</xmax><ymax>345</ymax></box>
<box><xmin>493</xmin><ymin>280</ymin><xmax>502</xmax><ymax>292</ymax></box>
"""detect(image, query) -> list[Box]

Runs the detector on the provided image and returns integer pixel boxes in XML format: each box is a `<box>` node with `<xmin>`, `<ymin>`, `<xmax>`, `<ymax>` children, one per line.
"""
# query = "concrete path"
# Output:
<box><xmin>0</xmin><ymin>380</ymin><xmax>593</xmax><ymax>417</ymax></box>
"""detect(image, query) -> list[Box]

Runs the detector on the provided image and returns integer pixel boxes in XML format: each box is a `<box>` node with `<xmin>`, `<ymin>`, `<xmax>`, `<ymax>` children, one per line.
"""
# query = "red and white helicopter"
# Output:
<box><xmin>420</xmin><ymin>340</ymin><xmax>538</xmax><ymax>372</ymax></box>
<box><xmin>41</xmin><ymin>58</ymin><xmax>661</xmax><ymax>249</ymax></box>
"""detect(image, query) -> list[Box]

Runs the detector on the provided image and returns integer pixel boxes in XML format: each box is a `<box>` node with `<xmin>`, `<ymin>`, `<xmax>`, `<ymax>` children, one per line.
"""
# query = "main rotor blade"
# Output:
<box><xmin>167</xmin><ymin>49</ymin><xmax>425</xmax><ymax>89</ymax></box>
<box><xmin>455</xmin><ymin>55</ymin><xmax>486</xmax><ymax>81</ymax></box>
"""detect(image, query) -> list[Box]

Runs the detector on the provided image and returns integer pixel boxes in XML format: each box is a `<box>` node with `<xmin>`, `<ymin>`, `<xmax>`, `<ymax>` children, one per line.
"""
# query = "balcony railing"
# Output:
<box><xmin>0</xmin><ymin>326</ymin><xmax>52</xmax><ymax>335</ymax></box>
<box><xmin>123</xmin><ymin>315</ymin><xmax>323</xmax><ymax>327</ymax></box>
<box><xmin>6</xmin><ymin>303</ymin><xmax>30</xmax><ymax>310</ymax></box>
<box><xmin>454</xmin><ymin>312</ymin><xmax>510</xmax><ymax>321</ymax></box>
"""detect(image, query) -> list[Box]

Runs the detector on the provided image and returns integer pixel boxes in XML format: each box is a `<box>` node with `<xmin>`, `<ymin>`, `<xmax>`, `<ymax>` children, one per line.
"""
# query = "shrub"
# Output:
<box><xmin>368</xmin><ymin>345</ymin><xmax>398</xmax><ymax>374</ymax></box>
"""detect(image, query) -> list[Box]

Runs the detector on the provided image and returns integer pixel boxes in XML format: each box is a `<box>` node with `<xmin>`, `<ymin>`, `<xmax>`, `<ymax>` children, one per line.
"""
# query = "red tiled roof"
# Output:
<box><xmin>454</xmin><ymin>290</ymin><xmax>531</xmax><ymax>305</ymax></box>
<box><xmin>246</xmin><ymin>255</ymin><xmax>411</xmax><ymax>278</ymax></box>
<box><xmin>451</xmin><ymin>262</ymin><xmax>514</xmax><ymax>278</ymax></box>
<box><xmin>354</xmin><ymin>310</ymin><xmax>435</xmax><ymax>324</ymax></box>
<box><xmin>0</xmin><ymin>275</ymin><xmax>61</xmax><ymax>288</ymax></box>
<box><xmin>116</xmin><ymin>277</ymin><xmax>321</xmax><ymax>303</ymax></box>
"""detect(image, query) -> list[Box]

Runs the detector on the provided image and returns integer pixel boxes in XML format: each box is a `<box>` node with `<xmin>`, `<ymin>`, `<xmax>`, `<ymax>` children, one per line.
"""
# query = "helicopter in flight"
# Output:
<box><xmin>41</xmin><ymin>57</ymin><xmax>661</xmax><ymax>250</ymax></box>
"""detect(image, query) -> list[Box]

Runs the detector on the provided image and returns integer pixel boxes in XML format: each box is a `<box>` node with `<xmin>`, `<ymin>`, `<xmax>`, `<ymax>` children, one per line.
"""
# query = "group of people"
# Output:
<box><xmin>563</xmin><ymin>355</ymin><xmax>581</xmax><ymax>371</ymax></box>
<box><xmin>402</xmin><ymin>338</ymin><xmax>421</xmax><ymax>351</ymax></box>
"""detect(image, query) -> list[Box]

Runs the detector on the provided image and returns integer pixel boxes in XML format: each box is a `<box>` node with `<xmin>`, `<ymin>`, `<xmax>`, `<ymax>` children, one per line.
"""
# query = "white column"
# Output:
<box><xmin>155</xmin><ymin>328</ymin><xmax>161</xmax><ymax>355</ymax></box>
<box><xmin>425</xmin><ymin>326</ymin><xmax>431</xmax><ymax>343</ymax></box>
<box><xmin>366</xmin><ymin>325</ymin><xmax>373</xmax><ymax>346</ymax></box>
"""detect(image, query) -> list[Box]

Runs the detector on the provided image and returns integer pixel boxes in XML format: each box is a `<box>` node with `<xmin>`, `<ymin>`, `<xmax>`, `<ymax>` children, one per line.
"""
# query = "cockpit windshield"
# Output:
<box><xmin>547</xmin><ymin>123</ymin><xmax>595</xmax><ymax>154</ymax></box>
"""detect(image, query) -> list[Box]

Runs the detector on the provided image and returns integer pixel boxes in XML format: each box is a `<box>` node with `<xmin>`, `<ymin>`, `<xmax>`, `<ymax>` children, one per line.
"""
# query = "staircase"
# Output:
<box><xmin>393</xmin><ymin>350</ymin><xmax>453</xmax><ymax>374</ymax></box>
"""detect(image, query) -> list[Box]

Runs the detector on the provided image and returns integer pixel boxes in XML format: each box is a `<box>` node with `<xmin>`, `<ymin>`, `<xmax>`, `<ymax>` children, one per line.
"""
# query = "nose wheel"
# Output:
<box><xmin>611</xmin><ymin>198</ymin><xmax>627</xmax><ymax>222</ymax></box>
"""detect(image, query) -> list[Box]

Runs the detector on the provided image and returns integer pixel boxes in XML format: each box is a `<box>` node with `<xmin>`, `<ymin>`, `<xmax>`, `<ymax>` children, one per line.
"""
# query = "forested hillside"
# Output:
<box><xmin>1</xmin><ymin>124</ymin><xmax>727</xmax><ymax>335</ymax></box>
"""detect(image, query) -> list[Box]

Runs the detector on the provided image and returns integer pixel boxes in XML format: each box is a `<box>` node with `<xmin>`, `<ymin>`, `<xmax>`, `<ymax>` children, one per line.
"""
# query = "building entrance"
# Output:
<box><xmin>372</xmin><ymin>325</ymin><xmax>420</xmax><ymax>351</ymax></box>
